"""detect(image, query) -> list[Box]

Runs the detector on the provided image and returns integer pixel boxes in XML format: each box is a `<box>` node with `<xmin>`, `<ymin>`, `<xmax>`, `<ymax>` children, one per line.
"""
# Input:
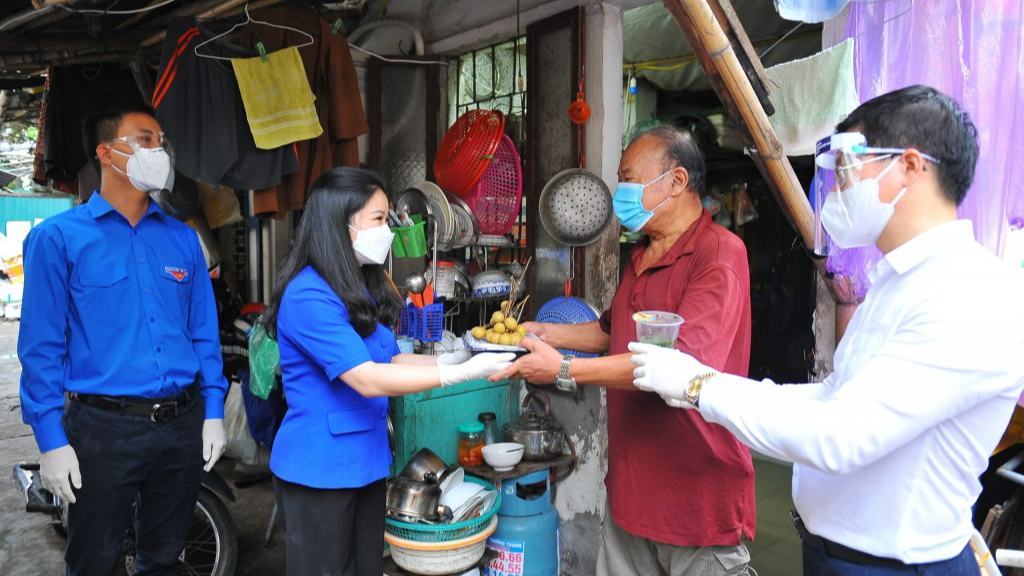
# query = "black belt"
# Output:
<box><xmin>69</xmin><ymin>382</ymin><xmax>199</xmax><ymax>423</ymax></box>
<box><xmin>791</xmin><ymin>510</ymin><xmax>907</xmax><ymax>569</ymax></box>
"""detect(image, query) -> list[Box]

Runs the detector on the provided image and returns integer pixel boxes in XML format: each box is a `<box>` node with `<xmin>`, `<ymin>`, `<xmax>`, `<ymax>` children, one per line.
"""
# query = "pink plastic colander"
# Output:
<box><xmin>461</xmin><ymin>134</ymin><xmax>523</xmax><ymax>236</ymax></box>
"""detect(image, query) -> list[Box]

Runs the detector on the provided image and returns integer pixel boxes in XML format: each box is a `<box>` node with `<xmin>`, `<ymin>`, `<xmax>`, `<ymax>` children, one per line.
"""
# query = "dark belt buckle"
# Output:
<box><xmin>150</xmin><ymin>403</ymin><xmax>178</xmax><ymax>423</ymax></box>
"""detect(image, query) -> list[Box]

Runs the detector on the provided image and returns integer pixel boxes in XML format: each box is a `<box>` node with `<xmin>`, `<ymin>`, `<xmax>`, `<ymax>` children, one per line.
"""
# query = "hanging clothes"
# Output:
<box><xmin>153</xmin><ymin>17</ymin><xmax>299</xmax><ymax>191</ymax></box>
<box><xmin>231</xmin><ymin>46</ymin><xmax>322</xmax><ymax>150</ymax></box>
<box><xmin>240</xmin><ymin>6</ymin><xmax>368</xmax><ymax>219</ymax></box>
<box><xmin>43</xmin><ymin>64</ymin><xmax>147</xmax><ymax>187</ymax></box>
<box><xmin>765</xmin><ymin>39</ymin><xmax>859</xmax><ymax>156</ymax></box>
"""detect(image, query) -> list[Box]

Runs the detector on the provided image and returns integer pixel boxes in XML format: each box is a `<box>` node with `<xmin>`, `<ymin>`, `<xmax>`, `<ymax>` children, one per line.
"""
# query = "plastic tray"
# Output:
<box><xmin>462</xmin><ymin>332</ymin><xmax>528</xmax><ymax>357</ymax></box>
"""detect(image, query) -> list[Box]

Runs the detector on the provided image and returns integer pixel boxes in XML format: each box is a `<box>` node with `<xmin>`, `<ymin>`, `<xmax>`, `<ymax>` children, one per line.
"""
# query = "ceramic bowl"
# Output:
<box><xmin>472</xmin><ymin>270</ymin><xmax>511</xmax><ymax>297</ymax></box>
<box><xmin>481</xmin><ymin>442</ymin><xmax>525</xmax><ymax>472</ymax></box>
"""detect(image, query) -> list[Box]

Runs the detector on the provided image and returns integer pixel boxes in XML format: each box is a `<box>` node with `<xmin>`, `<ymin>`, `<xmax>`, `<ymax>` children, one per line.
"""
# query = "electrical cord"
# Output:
<box><xmin>60</xmin><ymin>0</ymin><xmax>179</xmax><ymax>16</ymax></box>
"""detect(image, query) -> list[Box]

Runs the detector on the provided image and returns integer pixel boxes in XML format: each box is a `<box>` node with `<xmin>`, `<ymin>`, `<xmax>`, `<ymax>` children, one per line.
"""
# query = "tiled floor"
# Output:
<box><xmin>748</xmin><ymin>455</ymin><xmax>803</xmax><ymax>576</ymax></box>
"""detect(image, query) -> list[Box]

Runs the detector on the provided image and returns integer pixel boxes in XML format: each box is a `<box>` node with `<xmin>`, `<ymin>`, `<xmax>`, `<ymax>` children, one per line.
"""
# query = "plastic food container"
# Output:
<box><xmin>633</xmin><ymin>311</ymin><xmax>684</xmax><ymax>348</ymax></box>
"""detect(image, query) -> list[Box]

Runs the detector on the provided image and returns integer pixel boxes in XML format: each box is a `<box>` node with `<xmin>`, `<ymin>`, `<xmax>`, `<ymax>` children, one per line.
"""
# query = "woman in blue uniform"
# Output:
<box><xmin>261</xmin><ymin>167</ymin><xmax>513</xmax><ymax>576</ymax></box>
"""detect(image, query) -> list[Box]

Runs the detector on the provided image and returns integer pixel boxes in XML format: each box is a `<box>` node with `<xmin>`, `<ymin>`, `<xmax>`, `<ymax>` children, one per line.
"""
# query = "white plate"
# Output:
<box><xmin>440</xmin><ymin>482</ymin><xmax>485</xmax><ymax>511</ymax></box>
<box><xmin>414</xmin><ymin>182</ymin><xmax>456</xmax><ymax>250</ymax></box>
<box><xmin>439</xmin><ymin>467</ymin><xmax>465</xmax><ymax>499</ymax></box>
<box><xmin>478</xmin><ymin>489</ymin><xmax>498</xmax><ymax>514</ymax></box>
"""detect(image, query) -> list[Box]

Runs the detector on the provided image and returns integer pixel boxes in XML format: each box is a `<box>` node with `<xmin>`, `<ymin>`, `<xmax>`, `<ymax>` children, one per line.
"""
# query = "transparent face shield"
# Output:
<box><xmin>810</xmin><ymin>132</ymin><xmax>939</xmax><ymax>256</ymax></box>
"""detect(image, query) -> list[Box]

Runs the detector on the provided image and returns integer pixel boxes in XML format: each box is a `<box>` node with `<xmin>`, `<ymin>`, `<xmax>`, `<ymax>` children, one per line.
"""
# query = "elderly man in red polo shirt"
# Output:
<box><xmin>491</xmin><ymin>125</ymin><xmax>755</xmax><ymax>576</ymax></box>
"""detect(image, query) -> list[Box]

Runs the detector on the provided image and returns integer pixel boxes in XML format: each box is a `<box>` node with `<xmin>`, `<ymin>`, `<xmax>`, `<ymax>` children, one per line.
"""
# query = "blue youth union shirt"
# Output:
<box><xmin>271</xmin><ymin>266</ymin><xmax>400</xmax><ymax>489</ymax></box>
<box><xmin>18</xmin><ymin>192</ymin><xmax>227</xmax><ymax>452</ymax></box>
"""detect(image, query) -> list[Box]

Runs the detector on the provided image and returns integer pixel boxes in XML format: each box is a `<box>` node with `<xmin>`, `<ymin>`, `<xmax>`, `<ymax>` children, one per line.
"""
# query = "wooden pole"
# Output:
<box><xmin>141</xmin><ymin>0</ymin><xmax>248</xmax><ymax>47</ymax></box>
<box><xmin>31</xmin><ymin>0</ymin><xmax>84</xmax><ymax>8</ymax></box>
<box><xmin>140</xmin><ymin>0</ymin><xmax>288</xmax><ymax>47</ymax></box>
<box><xmin>117</xmin><ymin>0</ymin><xmax>178</xmax><ymax>30</ymax></box>
<box><xmin>661</xmin><ymin>0</ymin><xmax>858</xmax><ymax>306</ymax></box>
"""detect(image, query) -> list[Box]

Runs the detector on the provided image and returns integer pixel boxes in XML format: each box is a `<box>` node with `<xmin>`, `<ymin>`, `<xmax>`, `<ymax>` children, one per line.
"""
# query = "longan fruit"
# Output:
<box><xmin>498</xmin><ymin>333</ymin><xmax>513</xmax><ymax>346</ymax></box>
<box><xmin>471</xmin><ymin>326</ymin><xmax>487</xmax><ymax>339</ymax></box>
<box><xmin>491</xmin><ymin>311</ymin><xmax>505</xmax><ymax>323</ymax></box>
<box><xmin>493</xmin><ymin>322</ymin><xmax>506</xmax><ymax>334</ymax></box>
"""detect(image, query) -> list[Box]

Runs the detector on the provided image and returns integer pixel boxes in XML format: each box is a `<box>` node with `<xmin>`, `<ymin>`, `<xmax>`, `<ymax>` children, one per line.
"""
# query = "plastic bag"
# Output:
<box><xmin>248</xmin><ymin>319</ymin><xmax>281</xmax><ymax>400</ymax></box>
<box><xmin>735</xmin><ymin>183</ymin><xmax>759</xmax><ymax>227</ymax></box>
<box><xmin>197</xmin><ymin>182</ymin><xmax>244</xmax><ymax>229</ymax></box>
<box><xmin>222</xmin><ymin>381</ymin><xmax>260</xmax><ymax>465</ymax></box>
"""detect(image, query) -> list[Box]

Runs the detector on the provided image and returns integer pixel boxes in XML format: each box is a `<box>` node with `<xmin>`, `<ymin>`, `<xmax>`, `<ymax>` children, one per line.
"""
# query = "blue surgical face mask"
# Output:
<box><xmin>613</xmin><ymin>170</ymin><xmax>672</xmax><ymax>232</ymax></box>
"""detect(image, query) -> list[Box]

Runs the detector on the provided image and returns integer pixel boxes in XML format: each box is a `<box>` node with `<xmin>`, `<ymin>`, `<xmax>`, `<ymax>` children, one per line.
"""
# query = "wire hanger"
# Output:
<box><xmin>193</xmin><ymin>2</ymin><xmax>315</xmax><ymax>63</ymax></box>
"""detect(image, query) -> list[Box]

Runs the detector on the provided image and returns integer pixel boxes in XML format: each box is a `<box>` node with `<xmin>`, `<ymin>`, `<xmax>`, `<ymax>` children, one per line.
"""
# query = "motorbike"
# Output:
<box><xmin>11</xmin><ymin>462</ymin><xmax>238</xmax><ymax>576</ymax></box>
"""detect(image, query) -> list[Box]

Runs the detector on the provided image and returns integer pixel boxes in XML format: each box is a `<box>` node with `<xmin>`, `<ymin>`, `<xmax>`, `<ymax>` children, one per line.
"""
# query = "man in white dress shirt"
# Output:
<box><xmin>629</xmin><ymin>85</ymin><xmax>1024</xmax><ymax>576</ymax></box>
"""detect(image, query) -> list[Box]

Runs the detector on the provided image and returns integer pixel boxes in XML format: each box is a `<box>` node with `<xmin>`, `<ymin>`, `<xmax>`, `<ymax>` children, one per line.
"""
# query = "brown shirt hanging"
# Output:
<box><xmin>241</xmin><ymin>7</ymin><xmax>368</xmax><ymax>218</ymax></box>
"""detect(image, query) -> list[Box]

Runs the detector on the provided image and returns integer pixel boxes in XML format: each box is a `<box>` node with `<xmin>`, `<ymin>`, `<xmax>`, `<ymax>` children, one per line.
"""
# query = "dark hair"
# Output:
<box><xmin>82</xmin><ymin>103</ymin><xmax>159</xmax><ymax>171</ymax></box>
<box><xmin>835</xmin><ymin>85</ymin><xmax>979</xmax><ymax>205</ymax></box>
<box><xmin>263</xmin><ymin>168</ymin><xmax>403</xmax><ymax>339</ymax></box>
<box><xmin>629</xmin><ymin>125</ymin><xmax>707</xmax><ymax>194</ymax></box>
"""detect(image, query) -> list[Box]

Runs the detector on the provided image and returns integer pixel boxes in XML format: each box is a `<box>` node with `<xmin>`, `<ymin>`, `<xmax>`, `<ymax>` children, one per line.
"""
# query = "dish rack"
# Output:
<box><xmin>399</xmin><ymin>302</ymin><xmax>445</xmax><ymax>342</ymax></box>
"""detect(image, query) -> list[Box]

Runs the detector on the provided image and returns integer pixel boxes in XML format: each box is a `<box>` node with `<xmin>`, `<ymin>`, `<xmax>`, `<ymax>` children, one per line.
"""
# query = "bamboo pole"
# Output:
<box><xmin>141</xmin><ymin>0</ymin><xmax>243</xmax><ymax>47</ymax></box>
<box><xmin>141</xmin><ymin>0</ymin><xmax>289</xmax><ymax>47</ymax></box>
<box><xmin>117</xmin><ymin>0</ymin><xmax>179</xmax><ymax>30</ymax></box>
<box><xmin>31</xmin><ymin>0</ymin><xmax>84</xmax><ymax>8</ymax></box>
<box><xmin>661</xmin><ymin>0</ymin><xmax>858</xmax><ymax>306</ymax></box>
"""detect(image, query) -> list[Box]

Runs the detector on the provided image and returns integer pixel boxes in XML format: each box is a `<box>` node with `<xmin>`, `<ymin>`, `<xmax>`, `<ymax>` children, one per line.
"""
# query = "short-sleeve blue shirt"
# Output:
<box><xmin>271</xmin><ymin>266</ymin><xmax>400</xmax><ymax>489</ymax></box>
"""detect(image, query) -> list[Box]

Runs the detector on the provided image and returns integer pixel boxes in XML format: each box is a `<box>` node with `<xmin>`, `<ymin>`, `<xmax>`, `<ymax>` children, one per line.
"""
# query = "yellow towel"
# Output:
<box><xmin>231</xmin><ymin>46</ymin><xmax>322</xmax><ymax>150</ymax></box>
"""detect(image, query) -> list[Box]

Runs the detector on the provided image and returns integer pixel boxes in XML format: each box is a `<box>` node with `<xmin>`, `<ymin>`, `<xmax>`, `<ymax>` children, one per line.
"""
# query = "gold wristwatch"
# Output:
<box><xmin>685</xmin><ymin>372</ymin><xmax>718</xmax><ymax>408</ymax></box>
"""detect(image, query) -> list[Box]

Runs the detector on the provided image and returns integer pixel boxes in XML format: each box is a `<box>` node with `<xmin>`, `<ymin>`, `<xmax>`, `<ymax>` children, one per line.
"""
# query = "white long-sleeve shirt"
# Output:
<box><xmin>700</xmin><ymin>220</ymin><xmax>1024</xmax><ymax>564</ymax></box>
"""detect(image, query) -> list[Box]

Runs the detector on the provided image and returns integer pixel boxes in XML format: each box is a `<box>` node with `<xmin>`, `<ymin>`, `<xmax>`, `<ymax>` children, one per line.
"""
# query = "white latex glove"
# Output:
<box><xmin>628</xmin><ymin>342</ymin><xmax>714</xmax><ymax>408</ymax></box>
<box><xmin>438</xmin><ymin>352</ymin><xmax>516</xmax><ymax>387</ymax></box>
<box><xmin>202</xmin><ymin>418</ymin><xmax>227</xmax><ymax>472</ymax></box>
<box><xmin>437</xmin><ymin>348</ymin><xmax>472</xmax><ymax>366</ymax></box>
<box><xmin>39</xmin><ymin>444</ymin><xmax>82</xmax><ymax>504</ymax></box>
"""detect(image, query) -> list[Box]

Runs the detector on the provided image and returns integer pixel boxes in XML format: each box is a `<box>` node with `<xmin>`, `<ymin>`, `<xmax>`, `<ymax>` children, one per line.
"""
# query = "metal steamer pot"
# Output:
<box><xmin>503</xmin><ymin>390</ymin><xmax>565</xmax><ymax>461</ymax></box>
<box><xmin>385</xmin><ymin>476</ymin><xmax>452</xmax><ymax>524</ymax></box>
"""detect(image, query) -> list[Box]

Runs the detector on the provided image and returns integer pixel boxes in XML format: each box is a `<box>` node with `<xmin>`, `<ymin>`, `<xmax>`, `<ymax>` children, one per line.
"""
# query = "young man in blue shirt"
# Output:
<box><xmin>19</xmin><ymin>104</ymin><xmax>228</xmax><ymax>575</ymax></box>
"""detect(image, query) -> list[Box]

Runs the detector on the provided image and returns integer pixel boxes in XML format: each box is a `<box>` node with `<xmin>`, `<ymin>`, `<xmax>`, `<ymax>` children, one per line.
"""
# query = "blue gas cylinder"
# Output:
<box><xmin>483</xmin><ymin>470</ymin><xmax>560</xmax><ymax>576</ymax></box>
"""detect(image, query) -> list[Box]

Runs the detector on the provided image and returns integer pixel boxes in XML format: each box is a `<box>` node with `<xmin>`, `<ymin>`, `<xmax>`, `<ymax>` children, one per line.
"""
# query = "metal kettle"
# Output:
<box><xmin>502</xmin><ymin>390</ymin><xmax>565</xmax><ymax>461</ymax></box>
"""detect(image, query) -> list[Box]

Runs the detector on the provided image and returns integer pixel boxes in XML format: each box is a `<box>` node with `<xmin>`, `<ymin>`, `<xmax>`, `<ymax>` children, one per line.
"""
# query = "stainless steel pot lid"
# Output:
<box><xmin>414</xmin><ymin>181</ymin><xmax>456</xmax><ymax>250</ymax></box>
<box><xmin>538</xmin><ymin>168</ymin><xmax>613</xmax><ymax>246</ymax></box>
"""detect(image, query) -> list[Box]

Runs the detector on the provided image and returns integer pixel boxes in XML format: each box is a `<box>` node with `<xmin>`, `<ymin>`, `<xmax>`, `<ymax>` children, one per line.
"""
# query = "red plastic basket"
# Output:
<box><xmin>434</xmin><ymin>110</ymin><xmax>505</xmax><ymax>195</ymax></box>
<box><xmin>462</xmin><ymin>134</ymin><xmax>522</xmax><ymax>235</ymax></box>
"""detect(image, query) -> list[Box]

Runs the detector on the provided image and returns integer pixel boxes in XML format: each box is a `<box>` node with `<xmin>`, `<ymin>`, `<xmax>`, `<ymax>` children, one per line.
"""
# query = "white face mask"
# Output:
<box><xmin>349</xmin><ymin>223</ymin><xmax>395</xmax><ymax>266</ymax></box>
<box><xmin>820</xmin><ymin>159</ymin><xmax>907</xmax><ymax>249</ymax></box>
<box><xmin>109</xmin><ymin>146</ymin><xmax>174</xmax><ymax>193</ymax></box>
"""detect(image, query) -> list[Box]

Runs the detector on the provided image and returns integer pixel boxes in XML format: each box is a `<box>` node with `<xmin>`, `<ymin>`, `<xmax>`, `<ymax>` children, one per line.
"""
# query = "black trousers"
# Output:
<box><xmin>274</xmin><ymin>475</ymin><xmax>386</xmax><ymax>576</ymax></box>
<box><xmin>63</xmin><ymin>397</ymin><xmax>204</xmax><ymax>576</ymax></box>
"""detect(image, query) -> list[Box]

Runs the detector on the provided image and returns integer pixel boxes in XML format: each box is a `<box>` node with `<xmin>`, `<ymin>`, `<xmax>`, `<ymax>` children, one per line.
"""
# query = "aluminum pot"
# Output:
<box><xmin>385</xmin><ymin>476</ymin><xmax>452</xmax><ymax>524</ymax></box>
<box><xmin>399</xmin><ymin>447</ymin><xmax>447</xmax><ymax>483</ymax></box>
<box><xmin>502</xmin><ymin>390</ymin><xmax>565</xmax><ymax>461</ymax></box>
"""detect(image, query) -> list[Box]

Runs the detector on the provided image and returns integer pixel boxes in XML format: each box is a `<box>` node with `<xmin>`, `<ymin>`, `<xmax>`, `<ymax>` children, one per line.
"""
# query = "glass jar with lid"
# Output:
<box><xmin>457</xmin><ymin>421</ymin><xmax>485</xmax><ymax>465</ymax></box>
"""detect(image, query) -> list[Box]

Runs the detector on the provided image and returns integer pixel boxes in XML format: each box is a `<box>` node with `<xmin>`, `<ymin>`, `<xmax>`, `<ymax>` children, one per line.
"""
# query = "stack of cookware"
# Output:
<box><xmin>384</xmin><ymin>448</ymin><xmax>502</xmax><ymax>575</ymax></box>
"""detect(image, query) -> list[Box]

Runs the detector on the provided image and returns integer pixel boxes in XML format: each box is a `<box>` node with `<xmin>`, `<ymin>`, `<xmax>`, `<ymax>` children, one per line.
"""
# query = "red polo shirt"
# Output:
<box><xmin>599</xmin><ymin>209</ymin><xmax>756</xmax><ymax>547</ymax></box>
